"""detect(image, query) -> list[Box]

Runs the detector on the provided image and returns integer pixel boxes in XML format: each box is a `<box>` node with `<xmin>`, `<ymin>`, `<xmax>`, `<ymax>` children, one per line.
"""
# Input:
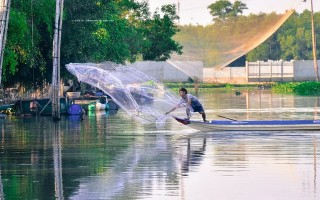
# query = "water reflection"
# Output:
<box><xmin>0</xmin><ymin>89</ymin><xmax>319</xmax><ymax>199</ymax></box>
<box><xmin>53</xmin><ymin>122</ymin><xmax>63</xmax><ymax>199</ymax></box>
<box><xmin>0</xmin><ymin>167</ymin><xmax>3</xmax><ymax>200</ymax></box>
<box><xmin>314</xmin><ymin>137</ymin><xmax>317</xmax><ymax>199</ymax></box>
<box><xmin>69</xmin><ymin>133</ymin><xmax>180</xmax><ymax>200</ymax></box>
<box><xmin>1</xmin><ymin>119</ymin><xmax>3</xmax><ymax>199</ymax></box>
<box><xmin>201</xmin><ymin>88</ymin><xmax>320</xmax><ymax>121</ymax></box>
<box><xmin>181</xmin><ymin>138</ymin><xmax>206</xmax><ymax>176</ymax></box>
<box><xmin>178</xmin><ymin>132</ymin><xmax>320</xmax><ymax>200</ymax></box>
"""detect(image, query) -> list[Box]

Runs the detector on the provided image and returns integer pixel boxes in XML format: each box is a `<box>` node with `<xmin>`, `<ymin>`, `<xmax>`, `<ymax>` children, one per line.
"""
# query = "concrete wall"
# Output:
<box><xmin>293</xmin><ymin>60</ymin><xmax>320</xmax><ymax>81</ymax></box>
<box><xmin>129</xmin><ymin>60</ymin><xmax>320</xmax><ymax>83</ymax></box>
<box><xmin>203</xmin><ymin>60</ymin><xmax>320</xmax><ymax>83</ymax></box>
<box><xmin>129</xmin><ymin>61</ymin><xmax>164</xmax><ymax>81</ymax></box>
<box><xmin>129</xmin><ymin>61</ymin><xmax>203</xmax><ymax>82</ymax></box>
<box><xmin>203</xmin><ymin>67</ymin><xmax>247</xmax><ymax>83</ymax></box>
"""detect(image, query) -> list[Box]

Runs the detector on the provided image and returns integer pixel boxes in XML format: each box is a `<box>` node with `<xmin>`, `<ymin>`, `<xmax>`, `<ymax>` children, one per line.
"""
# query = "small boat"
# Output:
<box><xmin>87</xmin><ymin>101</ymin><xmax>109</xmax><ymax>111</ymax></box>
<box><xmin>14</xmin><ymin>97</ymin><xmax>68</xmax><ymax>115</ymax></box>
<box><xmin>173</xmin><ymin>116</ymin><xmax>320</xmax><ymax>131</ymax></box>
<box><xmin>0</xmin><ymin>103</ymin><xmax>15</xmax><ymax>115</ymax></box>
<box><xmin>68</xmin><ymin>96</ymin><xmax>119</xmax><ymax>112</ymax></box>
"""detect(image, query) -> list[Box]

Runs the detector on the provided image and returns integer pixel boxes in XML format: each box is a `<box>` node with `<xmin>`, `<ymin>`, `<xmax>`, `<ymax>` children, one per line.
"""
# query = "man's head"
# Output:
<box><xmin>179</xmin><ymin>88</ymin><xmax>188</xmax><ymax>97</ymax></box>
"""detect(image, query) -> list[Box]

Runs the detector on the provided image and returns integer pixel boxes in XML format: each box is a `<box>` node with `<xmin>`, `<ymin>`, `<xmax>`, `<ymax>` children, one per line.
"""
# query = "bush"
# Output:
<box><xmin>294</xmin><ymin>82</ymin><xmax>320</xmax><ymax>95</ymax></box>
<box><xmin>272</xmin><ymin>81</ymin><xmax>320</xmax><ymax>96</ymax></box>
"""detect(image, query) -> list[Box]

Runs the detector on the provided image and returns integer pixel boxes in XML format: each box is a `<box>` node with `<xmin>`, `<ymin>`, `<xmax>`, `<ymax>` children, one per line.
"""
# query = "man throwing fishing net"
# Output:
<box><xmin>165</xmin><ymin>88</ymin><xmax>208</xmax><ymax>122</ymax></box>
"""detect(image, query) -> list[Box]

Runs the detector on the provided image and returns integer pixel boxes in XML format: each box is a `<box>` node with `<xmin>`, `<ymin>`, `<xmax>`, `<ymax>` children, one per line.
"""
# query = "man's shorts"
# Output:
<box><xmin>192</xmin><ymin>105</ymin><xmax>204</xmax><ymax>113</ymax></box>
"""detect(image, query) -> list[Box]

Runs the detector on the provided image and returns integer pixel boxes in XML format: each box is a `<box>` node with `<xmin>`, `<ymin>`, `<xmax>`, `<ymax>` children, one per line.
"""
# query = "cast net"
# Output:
<box><xmin>172</xmin><ymin>11</ymin><xmax>294</xmax><ymax>74</ymax></box>
<box><xmin>168</xmin><ymin>0</ymin><xmax>308</xmax><ymax>78</ymax></box>
<box><xmin>66</xmin><ymin>62</ymin><xmax>179</xmax><ymax>125</ymax></box>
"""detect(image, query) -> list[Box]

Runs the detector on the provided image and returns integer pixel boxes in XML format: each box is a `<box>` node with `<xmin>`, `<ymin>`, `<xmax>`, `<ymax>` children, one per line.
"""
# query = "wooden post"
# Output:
<box><xmin>245</xmin><ymin>61</ymin><xmax>249</xmax><ymax>83</ymax></box>
<box><xmin>281</xmin><ymin>60</ymin><xmax>283</xmax><ymax>82</ymax></box>
<box><xmin>51</xmin><ymin>0</ymin><xmax>64</xmax><ymax>120</ymax></box>
<box><xmin>258</xmin><ymin>61</ymin><xmax>261</xmax><ymax>83</ymax></box>
<box><xmin>270</xmin><ymin>61</ymin><xmax>273</xmax><ymax>82</ymax></box>
<box><xmin>0</xmin><ymin>0</ymin><xmax>11</xmax><ymax>85</ymax></box>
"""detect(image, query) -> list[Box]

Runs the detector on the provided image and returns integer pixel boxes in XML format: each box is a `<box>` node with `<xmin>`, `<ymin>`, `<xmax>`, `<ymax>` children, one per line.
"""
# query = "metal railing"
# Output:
<box><xmin>247</xmin><ymin>61</ymin><xmax>294</xmax><ymax>82</ymax></box>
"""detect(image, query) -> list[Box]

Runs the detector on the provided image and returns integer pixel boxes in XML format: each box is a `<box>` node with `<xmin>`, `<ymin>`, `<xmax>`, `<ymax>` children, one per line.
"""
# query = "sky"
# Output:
<box><xmin>146</xmin><ymin>0</ymin><xmax>320</xmax><ymax>25</ymax></box>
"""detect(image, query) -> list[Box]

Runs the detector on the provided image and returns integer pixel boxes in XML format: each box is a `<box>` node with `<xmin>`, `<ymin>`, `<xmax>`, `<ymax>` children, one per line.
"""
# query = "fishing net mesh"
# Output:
<box><xmin>171</xmin><ymin>10</ymin><xmax>294</xmax><ymax>77</ymax></box>
<box><xmin>66</xmin><ymin>62</ymin><xmax>179</xmax><ymax>125</ymax></box>
<box><xmin>167</xmin><ymin>0</ymin><xmax>312</xmax><ymax>77</ymax></box>
<box><xmin>65</xmin><ymin>1</ymin><xmax>307</xmax><ymax>126</ymax></box>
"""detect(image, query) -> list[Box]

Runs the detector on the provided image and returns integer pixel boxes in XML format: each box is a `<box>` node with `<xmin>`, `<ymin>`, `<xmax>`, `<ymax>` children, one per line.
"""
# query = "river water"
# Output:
<box><xmin>0</xmin><ymin>88</ymin><xmax>320</xmax><ymax>200</ymax></box>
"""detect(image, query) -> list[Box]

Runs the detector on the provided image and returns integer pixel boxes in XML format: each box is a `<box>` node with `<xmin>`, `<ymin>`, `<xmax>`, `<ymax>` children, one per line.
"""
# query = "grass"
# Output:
<box><xmin>163</xmin><ymin>81</ymin><xmax>320</xmax><ymax>96</ymax></box>
<box><xmin>163</xmin><ymin>82</ymin><xmax>264</xmax><ymax>90</ymax></box>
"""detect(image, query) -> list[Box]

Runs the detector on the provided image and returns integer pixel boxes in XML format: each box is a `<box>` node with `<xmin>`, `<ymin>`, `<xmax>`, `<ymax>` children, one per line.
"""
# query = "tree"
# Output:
<box><xmin>277</xmin><ymin>10</ymin><xmax>315</xmax><ymax>60</ymax></box>
<box><xmin>4</xmin><ymin>0</ymin><xmax>183</xmax><ymax>87</ymax></box>
<box><xmin>140</xmin><ymin>4</ymin><xmax>182</xmax><ymax>61</ymax></box>
<box><xmin>4</xmin><ymin>0</ymin><xmax>55</xmax><ymax>88</ymax></box>
<box><xmin>247</xmin><ymin>35</ymin><xmax>281</xmax><ymax>61</ymax></box>
<box><xmin>232</xmin><ymin>1</ymin><xmax>247</xmax><ymax>16</ymax></box>
<box><xmin>207</xmin><ymin>0</ymin><xmax>247</xmax><ymax>22</ymax></box>
<box><xmin>247</xmin><ymin>10</ymin><xmax>320</xmax><ymax>62</ymax></box>
<box><xmin>61</xmin><ymin>0</ymin><xmax>147</xmax><ymax>66</ymax></box>
<box><xmin>61</xmin><ymin>1</ymin><xmax>182</xmax><ymax>72</ymax></box>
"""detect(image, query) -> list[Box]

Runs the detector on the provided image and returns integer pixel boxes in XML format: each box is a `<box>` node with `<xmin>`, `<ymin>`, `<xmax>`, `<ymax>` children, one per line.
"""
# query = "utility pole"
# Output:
<box><xmin>0</xmin><ymin>0</ymin><xmax>11</xmax><ymax>85</ymax></box>
<box><xmin>303</xmin><ymin>0</ymin><xmax>319</xmax><ymax>81</ymax></box>
<box><xmin>52</xmin><ymin>0</ymin><xmax>64</xmax><ymax>120</ymax></box>
<box><xmin>310</xmin><ymin>0</ymin><xmax>318</xmax><ymax>81</ymax></box>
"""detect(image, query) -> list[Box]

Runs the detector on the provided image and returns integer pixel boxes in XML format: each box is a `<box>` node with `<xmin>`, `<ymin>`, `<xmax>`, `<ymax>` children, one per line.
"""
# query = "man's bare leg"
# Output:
<box><xmin>186</xmin><ymin>108</ymin><xmax>191</xmax><ymax>120</ymax></box>
<box><xmin>201</xmin><ymin>112</ymin><xmax>208</xmax><ymax>122</ymax></box>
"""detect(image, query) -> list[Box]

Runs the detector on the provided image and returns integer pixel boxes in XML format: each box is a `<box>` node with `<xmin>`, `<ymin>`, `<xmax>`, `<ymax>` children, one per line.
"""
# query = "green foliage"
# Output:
<box><xmin>62</xmin><ymin>0</ymin><xmax>142</xmax><ymax>65</ymax></box>
<box><xmin>225</xmin><ymin>83</ymin><xmax>234</xmax><ymax>88</ymax></box>
<box><xmin>61</xmin><ymin>1</ymin><xmax>182</xmax><ymax>76</ymax></box>
<box><xmin>140</xmin><ymin>4</ymin><xmax>182</xmax><ymax>61</ymax></box>
<box><xmin>4</xmin><ymin>0</ymin><xmax>55</xmax><ymax>88</ymax></box>
<box><xmin>207</xmin><ymin>0</ymin><xmax>247</xmax><ymax>22</ymax></box>
<box><xmin>247</xmin><ymin>34</ymin><xmax>281</xmax><ymax>61</ymax></box>
<box><xmin>272</xmin><ymin>82</ymin><xmax>320</xmax><ymax>96</ymax></box>
<box><xmin>248</xmin><ymin>10</ymin><xmax>320</xmax><ymax>61</ymax></box>
<box><xmin>164</xmin><ymin>82</ymin><xmax>262</xmax><ymax>94</ymax></box>
<box><xmin>164</xmin><ymin>82</ymin><xmax>245</xmax><ymax>89</ymax></box>
<box><xmin>3</xmin><ymin>0</ymin><xmax>182</xmax><ymax>88</ymax></box>
<box><xmin>294</xmin><ymin>82</ymin><xmax>320</xmax><ymax>95</ymax></box>
<box><xmin>271</xmin><ymin>82</ymin><xmax>299</xmax><ymax>93</ymax></box>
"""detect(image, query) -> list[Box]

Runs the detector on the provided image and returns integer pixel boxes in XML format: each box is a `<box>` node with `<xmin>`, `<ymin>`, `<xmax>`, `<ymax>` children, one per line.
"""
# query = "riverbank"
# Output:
<box><xmin>164</xmin><ymin>81</ymin><xmax>320</xmax><ymax>96</ymax></box>
<box><xmin>164</xmin><ymin>82</ymin><xmax>269</xmax><ymax>90</ymax></box>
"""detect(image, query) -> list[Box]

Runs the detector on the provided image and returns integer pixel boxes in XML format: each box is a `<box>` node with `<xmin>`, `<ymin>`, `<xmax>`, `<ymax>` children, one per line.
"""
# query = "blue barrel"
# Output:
<box><xmin>68</xmin><ymin>104</ymin><xmax>83</xmax><ymax>115</ymax></box>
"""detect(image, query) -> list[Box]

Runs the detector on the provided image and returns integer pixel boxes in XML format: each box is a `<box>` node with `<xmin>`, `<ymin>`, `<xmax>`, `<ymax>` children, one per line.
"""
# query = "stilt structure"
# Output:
<box><xmin>0</xmin><ymin>0</ymin><xmax>11</xmax><ymax>85</ymax></box>
<box><xmin>51</xmin><ymin>0</ymin><xmax>64</xmax><ymax>120</ymax></box>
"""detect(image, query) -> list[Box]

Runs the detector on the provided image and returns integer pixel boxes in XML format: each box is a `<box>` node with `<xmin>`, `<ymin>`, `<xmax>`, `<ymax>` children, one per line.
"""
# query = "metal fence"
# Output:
<box><xmin>247</xmin><ymin>61</ymin><xmax>294</xmax><ymax>82</ymax></box>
